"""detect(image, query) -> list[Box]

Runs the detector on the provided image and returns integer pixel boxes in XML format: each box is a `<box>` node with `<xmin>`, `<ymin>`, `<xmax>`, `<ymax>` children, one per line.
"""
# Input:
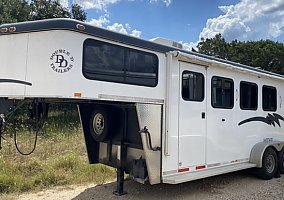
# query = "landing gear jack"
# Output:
<box><xmin>113</xmin><ymin>143</ymin><xmax>127</xmax><ymax>196</ymax></box>
<box><xmin>113</xmin><ymin>166</ymin><xmax>127</xmax><ymax>196</ymax></box>
<box><xmin>113</xmin><ymin>108</ymin><xmax>128</xmax><ymax>196</ymax></box>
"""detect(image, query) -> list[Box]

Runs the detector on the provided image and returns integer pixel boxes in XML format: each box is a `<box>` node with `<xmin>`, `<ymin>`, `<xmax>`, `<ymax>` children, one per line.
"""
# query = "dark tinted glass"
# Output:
<box><xmin>262</xmin><ymin>85</ymin><xmax>277</xmax><ymax>111</ymax></box>
<box><xmin>240</xmin><ymin>81</ymin><xmax>258</xmax><ymax>110</ymax></box>
<box><xmin>83</xmin><ymin>39</ymin><xmax>158</xmax><ymax>87</ymax></box>
<box><xmin>182</xmin><ymin>71</ymin><xmax>204</xmax><ymax>101</ymax></box>
<box><xmin>83</xmin><ymin>40</ymin><xmax>125</xmax><ymax>82</ymax></box>
<box><xmin>125</xmin><ymin>49</ymin><xmax>158</xmax><ymax>86</ymax></box>
<box><xmin>212</xmin><ymin>76</ymin><xmax>234</xmax><ymax>109</ymax></box>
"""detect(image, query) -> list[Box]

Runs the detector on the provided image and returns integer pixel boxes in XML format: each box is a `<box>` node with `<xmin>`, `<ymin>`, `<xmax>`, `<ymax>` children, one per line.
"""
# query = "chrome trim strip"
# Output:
<box><xmin>98</xmin><ymin>94</ymin><xmax>164</xmax><ymax>104</ymax></box>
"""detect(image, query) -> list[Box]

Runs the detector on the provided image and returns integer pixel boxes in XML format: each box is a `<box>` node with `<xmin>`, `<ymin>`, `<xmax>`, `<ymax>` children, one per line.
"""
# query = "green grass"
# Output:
<box><xmin>0</xmin><ymin>104</ymin><xmax>116</xmax><ymax>194</ymax></box>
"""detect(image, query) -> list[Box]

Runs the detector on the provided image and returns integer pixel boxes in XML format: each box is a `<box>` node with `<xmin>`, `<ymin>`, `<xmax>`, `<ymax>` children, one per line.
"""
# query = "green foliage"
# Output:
<box><xmin>29</xmin><ymin>0</ymin><xmax>70</xmax><ymax>20</ymax></box>
<box><xmin>197</xmin><ymin>34</ymin><xmax>284</xmax><ymax>75</ymax></box>
<box><xmin>0</xmin><ymin>173</ymin><xmax>23</xmax><ymax>193</ymax></box>
<box><xmin>0</xmin><ymin>0</ymin><xmax>87</xmax><ymax>24</ymax></box>
<box><xmin>0</xmin><ymin>133</ymin><xmax>116</xmax><ymax>194</ymax></box>
<box><xmin>71</xmin><ymin>4</ymin><xmax>87</xmax><ymax>22</ymax></box>
<box><xmin>198</xmin><ymin>34</ymin><xmax>229</xmax><ymax>59</ymax></box>
<box><xmin>53</xmin><ymin>154</ymin><xmax>79</xmax><ymax>171</ymax></box>
<box><xmin>0</xmin><ymin>0</ymin><xmax>30</xmax><ymax>24</ymax></box>
<box><xmin>0</xmin><ymin>108</ymin><xmax>116</xmax><ymax>194</ymax></box>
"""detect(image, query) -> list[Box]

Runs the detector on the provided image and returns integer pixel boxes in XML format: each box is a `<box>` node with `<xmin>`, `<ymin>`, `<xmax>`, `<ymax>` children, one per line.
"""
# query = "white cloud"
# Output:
<box><xmin>106</xmin><ymin>23</ymin><xmax>142</xmax><ymax>37</ymax></box>
<box><xmin>73</xmin><ymin>0</ymin><xmax>121</xmax><ymax>10</ymax></box>
<box><xmin>107</xmin><ymin>23</ymin><xmax>128</xmax><ymax>34</ymax></box>
<box><xmin>88</xmin><ymin>15</ymin><xmax>142</xmax><ymax>37</ymax></box>
<box><xmin>150</xmin><ymin>0</ymin><xmax>172</xmax><ymax>7</ymax></box>
<box><xmin>88</xmin><ymin>14</ymin><xmax>110</xmax><ymax>27</ymax></box>
<box><xmin>130</xmin><ymin>29</ymin><xmax>142</xmax><ymax>37</ymax></box>
<box><xmin>125</xmin><ymin>23</ymin><xmax>131</xmax><ymax>31</ymax></box>
<box><xmin>180</xmin><ymin>41</ymin><xmax>198</xmax><ymax>51</ymax></box>
<box><xmin>200</xmin><ymin>0</ymin><xmax>284</xmax><ymax>41</ymax></box>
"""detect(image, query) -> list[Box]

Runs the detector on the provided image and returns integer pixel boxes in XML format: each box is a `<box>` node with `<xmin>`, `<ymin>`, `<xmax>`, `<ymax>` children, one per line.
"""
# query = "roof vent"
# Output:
<box><xmin>150</xmin><ymin>37</ymin><xmax>183</xmax><ymax>49</ymax></box>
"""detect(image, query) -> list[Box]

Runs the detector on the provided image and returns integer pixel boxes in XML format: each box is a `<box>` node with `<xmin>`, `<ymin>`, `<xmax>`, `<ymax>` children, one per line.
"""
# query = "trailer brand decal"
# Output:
<box><xmin>0</xmin><ymin>79</ymin><xmax>32</xmax><ymax>86</ymax></box>
<box><xmin>50</xmin><ymin>49</ymin><xmax>74</xmax><ymax>73</ymax></box>
<box><xmin>238</xmin><ymin>113</ymin><xmax>284</xmax><ymax>127</ymax></box>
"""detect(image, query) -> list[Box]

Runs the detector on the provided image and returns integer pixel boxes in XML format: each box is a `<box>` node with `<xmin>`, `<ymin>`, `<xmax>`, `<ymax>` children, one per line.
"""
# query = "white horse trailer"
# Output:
<box><xmin>1</xmin><ymin>18</ymin><xmax>284</xmax><ymax>195</ymax></box>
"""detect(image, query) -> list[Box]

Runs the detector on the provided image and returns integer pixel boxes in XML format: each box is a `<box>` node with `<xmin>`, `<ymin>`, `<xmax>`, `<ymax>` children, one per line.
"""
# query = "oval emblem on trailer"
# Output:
<box><xmin>50</xmin><ymin>49</ymin><xmax>74</xmax><ymax>73</ymax></box>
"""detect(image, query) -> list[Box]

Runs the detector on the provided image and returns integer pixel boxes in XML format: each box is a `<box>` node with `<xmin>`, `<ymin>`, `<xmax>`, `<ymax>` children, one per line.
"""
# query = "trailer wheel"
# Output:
<box><xmin>90</xmin><ymin>106</ymin><xmax>113</xmax><ymax>142</ymax></box>
<box><xmin>256</xmin><ymin>147</ymin><xmax>278</xmax><ymax>180</ymax></box>
<box><xmin>278</xmin><ymin>148</ymin><xmax>284</xmax><ymax>174</ymax></box>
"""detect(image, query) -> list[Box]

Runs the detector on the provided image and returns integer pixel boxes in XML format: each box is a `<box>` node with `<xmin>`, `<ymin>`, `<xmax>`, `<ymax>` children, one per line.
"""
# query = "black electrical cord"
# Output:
<box><xmin>0</xmin><ymin>121</ymin><xmax>4</xmax><ymax>150</ymax></box>
<box><xmin>14</xmin><ymin>119</ymin><xmax>38</xmax><ymax>156</ymax></box>
<box><xmin>13</xmin><ymin>99</ymin><xmax>46</xmax><ymax>156</ymax></box>
<box><xmin>0</xmin><ymin>113</ymin><xmax>8</xmax><ymax>150</ymax></box>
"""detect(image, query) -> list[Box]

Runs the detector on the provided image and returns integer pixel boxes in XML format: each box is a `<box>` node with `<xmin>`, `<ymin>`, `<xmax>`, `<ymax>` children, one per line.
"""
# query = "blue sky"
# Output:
<box><xmin>61</xmin><ymin>0</ymin><xmax>284</xmax><ymax>49</ymax></box>
<box><xmin>88</xmin><ymin>0</ymin><xmax>238</xmax><ymax>41</ymax></box>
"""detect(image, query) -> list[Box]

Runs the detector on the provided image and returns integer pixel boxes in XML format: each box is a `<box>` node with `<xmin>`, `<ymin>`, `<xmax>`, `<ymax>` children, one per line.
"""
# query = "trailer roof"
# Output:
<box><xmin>1</xmin><ymin>18</ymin><xmax>284</xmax><ymax>80</ymax></box>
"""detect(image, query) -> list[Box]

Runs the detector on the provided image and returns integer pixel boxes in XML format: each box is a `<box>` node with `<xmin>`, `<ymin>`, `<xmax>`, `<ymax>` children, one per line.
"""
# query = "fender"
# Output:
<box><xmin>250</xmin><ymin>141</ymin><xmax>284</xmax><ymax>168</ymax></box>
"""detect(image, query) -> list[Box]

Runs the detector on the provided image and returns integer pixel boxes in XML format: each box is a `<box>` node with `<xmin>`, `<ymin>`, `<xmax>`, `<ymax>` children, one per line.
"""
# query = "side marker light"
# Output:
<box><xmin>76</xmin><ymin>24</ymin><xmax>85</xmax><ymax>31</ymax></box>
<box><xmin>74</xmin><ymin>92</ymin><xmax>82</xmax><ymax>97</ymax></box>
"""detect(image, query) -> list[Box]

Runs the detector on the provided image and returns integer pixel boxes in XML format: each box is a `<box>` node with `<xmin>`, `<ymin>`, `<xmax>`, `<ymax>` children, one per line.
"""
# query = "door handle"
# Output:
<box><xmin>201</xmin><ymin>112</ymin><xmax>205</xmax><ymax>119</ymax></box>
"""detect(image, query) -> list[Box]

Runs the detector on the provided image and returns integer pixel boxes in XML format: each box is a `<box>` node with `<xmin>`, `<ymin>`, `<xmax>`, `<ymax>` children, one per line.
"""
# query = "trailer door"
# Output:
<box><xmin>178</xmin><ymin>62</ymin><xmax>207</xmax><ymax>168</ymax></box>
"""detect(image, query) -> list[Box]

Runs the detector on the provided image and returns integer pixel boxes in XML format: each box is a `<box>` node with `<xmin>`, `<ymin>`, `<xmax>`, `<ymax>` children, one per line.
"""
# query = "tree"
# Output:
<box><xmin>197</xmin><ymin>34</ymin><xmax>229</xmax><ymax>59</ymax></box>
<box><xmin>29</xmin><ymin>0</ymin><xmax>70</xmax><ymax>20</ymax></box>
<box><xmin>0</xmin><ymin>0</ymin><xmax>87</xmax><ymax>24</ymax></box>
<box><xmin>71</xmin><ymin>4</ymin><xmax>87</xmax><ymax>22</ymax></box>
<box><xmin>197</xmin><ymin>34</ymin><xmax>284</xmax><ymax>75</ymax></box>
<box><xmin>0</xmin><ymin>0</ymin><xmax>30</xmax><ymax>24</ymax></box>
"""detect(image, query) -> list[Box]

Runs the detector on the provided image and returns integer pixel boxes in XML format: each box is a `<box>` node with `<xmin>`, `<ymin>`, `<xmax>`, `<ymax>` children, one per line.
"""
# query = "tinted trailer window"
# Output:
<box><xmin>83</xmin><ymin>39</ymin><xmax>158</xmax><ymax>87</ymax></box>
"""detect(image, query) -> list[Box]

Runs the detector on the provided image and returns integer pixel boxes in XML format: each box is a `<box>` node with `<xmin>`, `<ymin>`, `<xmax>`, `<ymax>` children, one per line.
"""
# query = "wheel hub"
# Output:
<box><xmin>266</xmin><ymin>154</ymin><xmax>275</xmax><ymax>173</ymax></box>
<box><xmin>93</xmin><ymin>113</ymin><xmax>104</xmax><ymax>135</ymax></box>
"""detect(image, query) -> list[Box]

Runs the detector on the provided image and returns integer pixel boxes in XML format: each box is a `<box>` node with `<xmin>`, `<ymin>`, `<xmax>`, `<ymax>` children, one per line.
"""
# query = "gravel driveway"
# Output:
<box><xmin>17</xmin><ymin>169</ymin><xmax>284</xmax><ymax>200</ymax></box>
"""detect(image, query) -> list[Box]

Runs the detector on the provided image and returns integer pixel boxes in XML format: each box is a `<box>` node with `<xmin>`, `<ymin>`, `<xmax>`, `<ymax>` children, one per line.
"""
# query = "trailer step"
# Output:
<box><xmin>163</xmin><ymin>163</ymin><xmax>256</xmax><ymax>184</ymax></box>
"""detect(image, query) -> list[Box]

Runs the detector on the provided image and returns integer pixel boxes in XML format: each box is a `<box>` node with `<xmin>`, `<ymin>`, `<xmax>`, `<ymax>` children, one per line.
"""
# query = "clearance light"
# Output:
<box><xmin>196</xmin><ymin>165</ymin><xmax>206</xmax><ymax>170</ymax></box>
<box><xmin>9</xmin><ymin>27</ymin><xmax>16</xmax><ymax>32</ymax></box>
<box><xmin>74</xmin><ymin>92</ymin><xmax>82</xmax><ymax>98</ymax></box>
<box><xmin>1</xmin><ymin>27</ymin><xmax>8</xmax><ymax>33</ymax></box>
<box><xmin>178</xmin><ymin>168</ymin><xmax>189</xmax><ymax>173</ymax></box>
<box><xmin>76</xmin><ymin>24</ymin><xmax>85</xmax><ymax>31</ymax></box>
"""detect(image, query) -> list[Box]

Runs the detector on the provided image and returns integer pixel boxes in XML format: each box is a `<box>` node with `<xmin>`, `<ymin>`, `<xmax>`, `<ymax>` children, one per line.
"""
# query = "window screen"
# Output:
<box><xmin>83</xmin><ymin>39</ymin><xmax>158</xmax><ymax>87</ymax></box>
<box><xmin>182</xmin><ymin>71</ymin><xmax>204</xmax><ymax>101</ymax></box>
<box><xmin>211</xmin><ymin>76</ymin><xmax>234</xmax><ymax>109</ymax></box>
<box><xmin>262</xmin><ymin>85</ymin><xmax>277</xmax><ymax>111</ymax></box>
<box><xmin>240</xmin><ymin>81</ymin><xmax>258</xmax><ymax>110</ymax></box>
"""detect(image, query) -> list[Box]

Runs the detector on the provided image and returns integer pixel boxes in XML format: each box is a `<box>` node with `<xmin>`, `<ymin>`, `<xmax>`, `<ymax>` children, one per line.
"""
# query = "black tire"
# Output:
<box><xmin>278</xmin><ymin>148</ymin><xmax>284</xmax><ymax>174</ymax></box>
<box><xmin>89</xmin><ymin>106</ymin><xmax>113</xmax><ymax>142</ymax></box>
<box><xmin>256</xmin><ymin>147</ymin><xmax>278</xmax><ymax>180</ymax></box>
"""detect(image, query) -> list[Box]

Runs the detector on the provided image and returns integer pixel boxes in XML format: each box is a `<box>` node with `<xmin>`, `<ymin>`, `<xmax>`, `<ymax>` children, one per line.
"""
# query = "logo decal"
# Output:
<box><xmin>50</xmin><ymin>49</ymin><xmax>74</xmax><ymax>73</ymax></box>
<box><xmin>238</xmin><ymin>113</ymin><xmax>284</xmax><ymax>127</ymax></box>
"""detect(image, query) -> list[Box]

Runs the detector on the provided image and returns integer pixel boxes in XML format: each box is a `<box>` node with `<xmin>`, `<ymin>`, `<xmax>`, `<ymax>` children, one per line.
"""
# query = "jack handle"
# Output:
<box><xmin>139</xmin><ymin>126</ymin><xmax>161</xmax><ymax>151</ymax></box>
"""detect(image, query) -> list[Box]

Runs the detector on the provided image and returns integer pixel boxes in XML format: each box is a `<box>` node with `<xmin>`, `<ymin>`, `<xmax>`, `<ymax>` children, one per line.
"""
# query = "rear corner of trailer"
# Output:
<box><xmin>0</xmin><ymin>25</ymin><xmax>30</xmax><ymax>98</ymax></box>
<box><xmin>0</xmin><ymin>20</ymin><xmax>89</xmax><ymax>100</ymax></box>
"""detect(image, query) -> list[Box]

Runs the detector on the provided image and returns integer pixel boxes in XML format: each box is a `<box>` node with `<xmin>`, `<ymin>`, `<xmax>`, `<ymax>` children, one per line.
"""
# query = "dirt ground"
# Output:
<box><xmin>7</xmin><ymin>169</ymin><xmax>284</xmax><ymax>200</ymax></box>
